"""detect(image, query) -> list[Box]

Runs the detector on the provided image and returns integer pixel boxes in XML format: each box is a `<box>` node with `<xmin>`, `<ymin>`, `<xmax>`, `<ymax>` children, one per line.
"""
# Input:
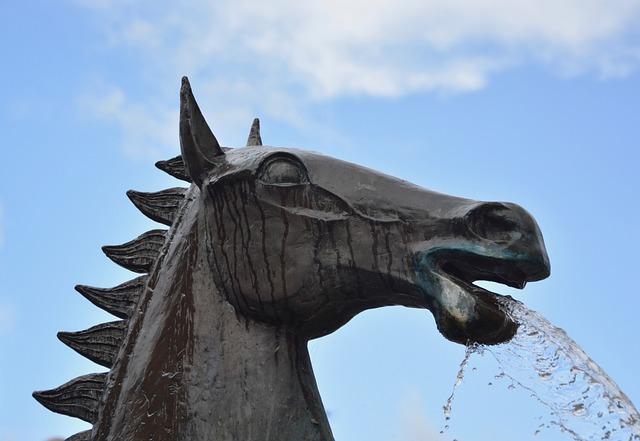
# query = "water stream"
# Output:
<box><xmin>445</xmin><ymin>296</ymin><xmax>640</xmax><ymax>441</ymax></box>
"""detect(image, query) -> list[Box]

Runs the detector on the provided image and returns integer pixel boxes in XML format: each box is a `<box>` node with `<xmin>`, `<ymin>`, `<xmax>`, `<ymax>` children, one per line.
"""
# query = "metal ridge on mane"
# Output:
<box><xmin>32</xmin><ymin>99</ymin><xmax>264</xmax><ymax>441</ymax></box>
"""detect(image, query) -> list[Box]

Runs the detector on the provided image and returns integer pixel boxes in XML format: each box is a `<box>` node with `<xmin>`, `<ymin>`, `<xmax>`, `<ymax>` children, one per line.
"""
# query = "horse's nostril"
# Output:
<box><xmin>466</xmin><ymin>202</ymin><xmax>521</xmax><ymax>242</ymax></box>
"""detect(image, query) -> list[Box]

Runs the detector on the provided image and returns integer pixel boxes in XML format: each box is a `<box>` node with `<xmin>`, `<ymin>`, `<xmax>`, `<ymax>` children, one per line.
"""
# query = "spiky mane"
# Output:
<box><xmin>33</xmin><ymin>157</ymin><xmax>194</xmax><ymax>440</ymax></box>
<box><xmin>33</xmin><ymin>115</ymin><xmax>263</xmax><ymax>440</ymax></box>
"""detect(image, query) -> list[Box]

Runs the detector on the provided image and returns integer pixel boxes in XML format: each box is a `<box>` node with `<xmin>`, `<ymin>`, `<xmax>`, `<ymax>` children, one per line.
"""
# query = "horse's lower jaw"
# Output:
<box><xmin>416</xmin><ymin>245</ymin><xmax>549</xmax><ymax>345</ymax></box>
<box><xmin>429</xmin><ymin>270</ymin><xmax>518</xmax><ymax>345</ymax></box>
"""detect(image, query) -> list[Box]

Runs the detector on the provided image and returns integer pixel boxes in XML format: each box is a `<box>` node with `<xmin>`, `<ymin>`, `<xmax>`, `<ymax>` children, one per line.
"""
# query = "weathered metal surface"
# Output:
<box><xmin>33</xmin><ymin>373</ymin><xmax>106</xmax><ymax>423</ymax></box>
<box><xmin>155</xmin><ymin>155</ymin><xmax>191</xmax><ymax>182</ymax></box>
<box><xmin>57</xmin><ymin>321</ymin><xmax>126</xmax><ymax>368</ymax></box>
<box><xmin>102</xmin><ymin>229</ymin><xmax>166</xmax><ymax>273</ymax></box>
<box><xmin>74</xmin><ymin>276</ymin><xmax>145</xmax><ymax>320</ymax></box>
<box><xmin>246</xmin><ymin>117</ymin><xmax>262</xmax><ymax>146</ymax></box>
<box><xmin>127</xmin><ymin>187</ymin><xmax>187</xmax><ymax>226</ymax></box>
<box><xmin>65</xmin><ymin>430</ymin><xmax>91</xmax><ymax>441</ymax></box>
<box><xmin>34</xmin><ymin>77</ymin><xmax>551</xmax><ymax>440</ymax></box>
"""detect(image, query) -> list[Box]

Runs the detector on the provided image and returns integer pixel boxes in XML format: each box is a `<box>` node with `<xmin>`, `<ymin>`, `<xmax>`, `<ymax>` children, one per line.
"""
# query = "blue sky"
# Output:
<box><xmin>1</xmin><ymin>1</ymin><xmax>639</xmax><ymax>440</ymax></box>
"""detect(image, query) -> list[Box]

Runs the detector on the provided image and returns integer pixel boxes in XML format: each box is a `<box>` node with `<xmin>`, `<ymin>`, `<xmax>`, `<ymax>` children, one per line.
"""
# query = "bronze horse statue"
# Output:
<box><xmin>34</xmin><ymin>77</ymin><xmax>550</xmax><ymax>440</ymax></box>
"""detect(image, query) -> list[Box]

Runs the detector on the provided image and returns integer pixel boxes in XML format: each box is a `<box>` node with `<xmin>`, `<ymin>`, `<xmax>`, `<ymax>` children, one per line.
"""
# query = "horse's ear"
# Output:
<box><xmin>246</xmin><ymin>118</ymin><xmax>262</xmax><ymax>146</ymax></box>
<box><xmin>179</xmin><ymin>76</ymin><xmax>225</xmax><ymax>186</ymax></box>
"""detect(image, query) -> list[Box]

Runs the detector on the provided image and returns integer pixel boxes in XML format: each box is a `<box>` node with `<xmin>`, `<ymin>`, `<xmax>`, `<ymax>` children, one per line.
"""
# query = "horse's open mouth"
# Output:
<box><xmin>441</xmin><ymin>258</ymin><xmax>529</xmax><ymax>290</ymax></box>
<box><xmin>419</xmin><ymin>250</ymin><xmax>549</xmax><ymax>345</ymax></box>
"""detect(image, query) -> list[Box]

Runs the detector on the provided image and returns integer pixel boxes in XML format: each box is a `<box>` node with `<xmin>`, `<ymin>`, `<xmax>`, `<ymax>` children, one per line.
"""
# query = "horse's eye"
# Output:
<box><xmin>259</xmin><ymin>158</ymin><xmax>308</xmax><ymax>186</ymax></box>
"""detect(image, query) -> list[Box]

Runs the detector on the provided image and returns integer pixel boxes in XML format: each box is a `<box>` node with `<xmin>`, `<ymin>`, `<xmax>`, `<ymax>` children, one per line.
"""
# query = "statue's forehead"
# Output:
<box><xmin>218</xmin><ymin>146</ymin><xmax>467</xmax><ymax>216</ymax></box>
<box><xmin>220</xmin><ymin>145</ymin><xmax>395</xmax><ymax>185</ymax></box>
<box><xmin>221</xmin><ymin>146</ymin><xmax>327</xmax><ymax>171</ymax></box>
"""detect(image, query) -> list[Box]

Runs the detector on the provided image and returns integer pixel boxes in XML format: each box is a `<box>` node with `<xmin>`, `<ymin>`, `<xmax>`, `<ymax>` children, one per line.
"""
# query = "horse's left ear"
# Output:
<box><xmin>246</xmin><ymin>118</ymin><xmax>262</xmax><ymax>146</ymax></box>
<box><xmin>179</xmin><ymin>76</ymin><xmax>225</xmax><ymax>187</ymax></box>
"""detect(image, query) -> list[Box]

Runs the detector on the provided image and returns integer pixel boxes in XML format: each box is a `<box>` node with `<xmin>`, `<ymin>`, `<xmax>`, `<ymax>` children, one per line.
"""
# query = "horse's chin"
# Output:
<box><xmin>421</xmin><ymin>264</ymin><xmax>525</xmax><ymax>346</ymax></box>
<box><xmin>431</xmin><ymin>273</ymin><xmax>519</xmax><ymax>345</ymax></box>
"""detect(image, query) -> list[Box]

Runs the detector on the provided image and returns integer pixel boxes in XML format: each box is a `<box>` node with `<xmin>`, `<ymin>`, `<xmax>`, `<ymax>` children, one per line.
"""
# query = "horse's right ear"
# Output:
<box><xmin>179</xmin><ymin>76</ymin><xmax>225</xmax><ymax>187</ymax></box>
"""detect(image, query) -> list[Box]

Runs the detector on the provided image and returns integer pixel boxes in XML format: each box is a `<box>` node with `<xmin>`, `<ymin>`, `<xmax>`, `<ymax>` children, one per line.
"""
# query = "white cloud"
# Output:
<box><xmin>72</xmin><ymin>0</ymin><xmax>640</xmax><ymax>141</ymax></box>
<box><xmin>78</xmin><ymin>0</ymin><xmax>640</xmax><ymax>96</ymax></box>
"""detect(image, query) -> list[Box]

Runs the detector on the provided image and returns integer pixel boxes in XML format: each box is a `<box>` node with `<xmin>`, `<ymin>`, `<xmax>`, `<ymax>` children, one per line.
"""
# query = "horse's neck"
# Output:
<box><xmin>93</xmin><ymin>193</ymin><xmax>334</xmax><ymax>440</ymax></box>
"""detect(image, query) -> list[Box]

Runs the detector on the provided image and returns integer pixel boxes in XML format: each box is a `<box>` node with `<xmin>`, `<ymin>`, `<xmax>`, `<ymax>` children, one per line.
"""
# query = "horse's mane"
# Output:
<box><xmin>33</xmin><ymin>155</ymin><xmax>193</xmax><ymax>439</ymax></box>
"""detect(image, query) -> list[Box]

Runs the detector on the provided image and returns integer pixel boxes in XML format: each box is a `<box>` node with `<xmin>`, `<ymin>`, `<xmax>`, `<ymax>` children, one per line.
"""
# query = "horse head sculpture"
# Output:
<box><xmin>34</xmin><ymin>77</ymin><xmax>550</xmax><ymax>440</ymax></box>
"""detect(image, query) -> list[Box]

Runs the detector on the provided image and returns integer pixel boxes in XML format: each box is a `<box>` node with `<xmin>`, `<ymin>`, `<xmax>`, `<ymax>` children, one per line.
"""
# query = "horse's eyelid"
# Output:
<box><xmin>259</xmin><ymin>159</ymin><xmax>309</xmax><ymax>185</ymax></box>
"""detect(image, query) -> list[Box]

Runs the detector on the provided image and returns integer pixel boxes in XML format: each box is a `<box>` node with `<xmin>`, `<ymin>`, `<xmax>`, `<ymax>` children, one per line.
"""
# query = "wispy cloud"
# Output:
<box><xmin>79</xmin><ymin>0</ymin><xmax>640</xmax><ymax>95</ymax></box>
<box><xmin>76</xmin><ymin>82</ymin><xmax>177</xmax><ymax>159</ymax></box>
<box><xmin>399</xmin><ymin>389</ymin><xmax>447</xmax><ymax>441</ymax></box>
<box><xmin>72</xmin><ymin>0</ymin><xmax>640</xmax><ymax>143</ymax></box>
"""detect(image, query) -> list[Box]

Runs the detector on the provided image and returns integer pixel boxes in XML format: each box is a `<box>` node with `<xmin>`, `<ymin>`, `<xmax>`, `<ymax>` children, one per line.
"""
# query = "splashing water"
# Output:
<box><xmin>443</xmin><ymin>343</ymin><xmax>475</xmax><ymax>423</ymax></box>
<box><xmin>448</xmin><ymin>296</ymin><xmax>640</xmax><ymax>440</ymax></box>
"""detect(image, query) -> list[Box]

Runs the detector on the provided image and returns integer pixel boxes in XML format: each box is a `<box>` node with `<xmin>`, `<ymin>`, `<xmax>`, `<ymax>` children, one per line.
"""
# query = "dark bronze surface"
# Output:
<box><xmin>34</xmin><ymin>77</ymin><xmax>550</xmax><ymax>440</ymax></box>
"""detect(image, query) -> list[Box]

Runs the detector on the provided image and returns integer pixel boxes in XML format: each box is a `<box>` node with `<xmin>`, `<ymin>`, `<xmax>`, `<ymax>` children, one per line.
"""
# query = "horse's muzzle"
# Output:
<box><xmin>416</xmin><ymin>201</ymin><xmax>551</xmax><ymax>345</ymax></box>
